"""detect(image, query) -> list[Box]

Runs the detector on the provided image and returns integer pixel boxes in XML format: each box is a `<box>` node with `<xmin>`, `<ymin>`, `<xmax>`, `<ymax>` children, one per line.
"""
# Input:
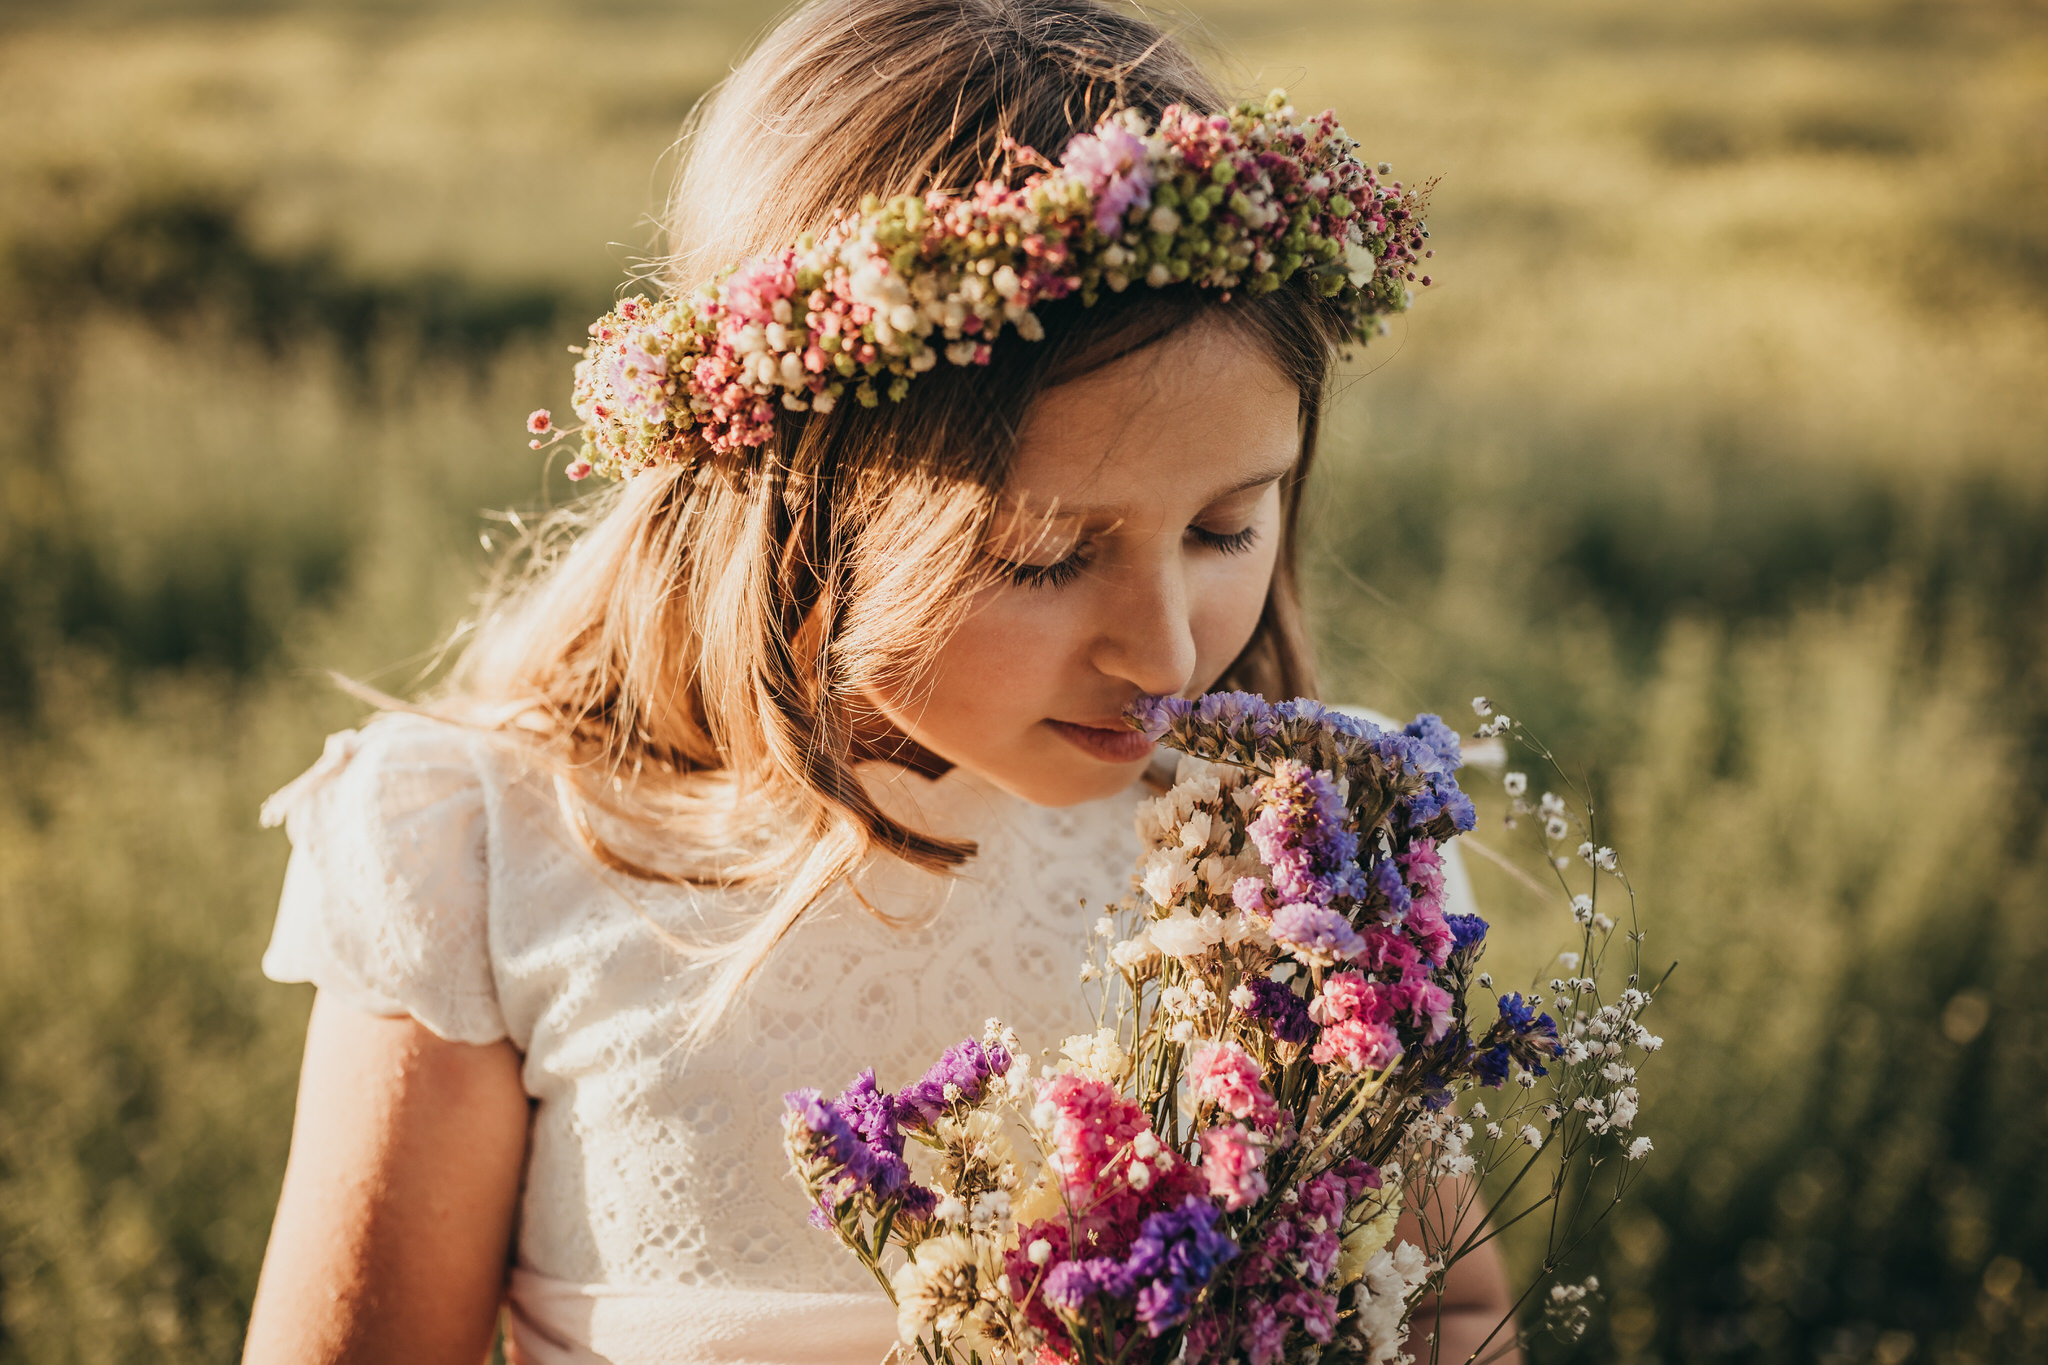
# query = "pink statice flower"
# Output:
<box><xmin>1309</xmin><ymin>971</ymin><xmax>1405</xmax><ymax>1072</ymax></box>
<box><xmin>1040</xmin><ymin>1072</ymin><xmax>1148</xmax><ymax>1195</ymax></box>
<box><xmin>1199</xmin><ymin>1122</ymin><xmax>1268</xmax><ymax>1211</ymax></box>
<box><xmin>1231</xmin><ymin>876</ymin><xmax>1273</xmax><ymax>917</ymax></box>
<box><xmin>1187</xmin><ymin>1041</ymin><xmax>1281</xmax><ymax>1129</ymax></box>
<box><xmin>1060</xmin><ymin>122</ymin><xmax>1155</xmax><ymax>234</ymax></box>
<box><xmin>1391</xmin><ymin>975</ymin><xmax>1455</xmax><ymax>1043</ymax></box>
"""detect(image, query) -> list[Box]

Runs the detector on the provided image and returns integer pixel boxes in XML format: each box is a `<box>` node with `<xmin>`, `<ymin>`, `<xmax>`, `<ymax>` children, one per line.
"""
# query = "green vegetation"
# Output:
<box><xmin>1</xmin><ymin>2</ymin><xmax>2043</xmax><ymax>1361</ymax></box>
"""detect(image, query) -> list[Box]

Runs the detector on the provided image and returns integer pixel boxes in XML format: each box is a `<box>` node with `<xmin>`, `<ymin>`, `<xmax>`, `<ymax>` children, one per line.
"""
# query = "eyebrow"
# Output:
<box><xmin>1038</xmin><ymin>459</ymin><xmax>1297</xmax><ymax>522</ymax></box>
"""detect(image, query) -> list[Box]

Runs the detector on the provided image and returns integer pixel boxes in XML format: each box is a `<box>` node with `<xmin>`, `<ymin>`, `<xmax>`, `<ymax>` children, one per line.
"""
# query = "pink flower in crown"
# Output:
<box><xmin>1187</xmin><ymin>1040</ymin><xmax>1282</xmax><ymax>1129</ymax></box>
<box><xmin>609</xmin><ymin>338</ymin><xmax>670</xmax><ymax>422</ymax></box>
<box><xmin>1060</xmin><ymin>121</ymin><xmax>1156</xmax><ymax>235</ymax></box>
<box><xmin>1199</xmin><ymin>1122</ymin><xmax>1268</xmax><ymax>1211</ymax></box>
<box><xmin>721</xmin><ymin>250</ymin><xmax>799</xmax><ymax>325</ymax></box>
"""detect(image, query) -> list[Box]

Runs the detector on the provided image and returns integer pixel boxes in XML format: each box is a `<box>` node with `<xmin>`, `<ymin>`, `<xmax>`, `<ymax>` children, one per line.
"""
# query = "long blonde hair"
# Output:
<box><xmin>438</xmin><ymin>0</ymin><xmax>1348</xmax><ymax>1040</ymax></box>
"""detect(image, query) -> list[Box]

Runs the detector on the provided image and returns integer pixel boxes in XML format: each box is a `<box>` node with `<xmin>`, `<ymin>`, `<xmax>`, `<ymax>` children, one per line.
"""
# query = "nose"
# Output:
<box><xmin>1089</xmin><ymin>555</ymin><xmax>1199</xmax><ymax>700</ymax></box>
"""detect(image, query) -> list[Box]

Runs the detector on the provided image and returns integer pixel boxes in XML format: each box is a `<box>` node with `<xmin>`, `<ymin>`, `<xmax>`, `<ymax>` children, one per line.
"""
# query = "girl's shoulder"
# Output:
<box><xmin>260</xmin><ymin>711</ymin><xmax>517</xmax><ymax>1045</ymax></box>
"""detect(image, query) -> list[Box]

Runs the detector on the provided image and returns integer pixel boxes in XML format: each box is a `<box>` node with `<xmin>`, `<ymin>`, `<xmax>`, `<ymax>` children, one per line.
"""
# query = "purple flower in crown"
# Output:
<box><xmin>893</xmin><ymin>1037</ymin><xmax>1012</xmax><ymax>1127</ymax></box>
<box><xmin>1246</xmin><ymin>759</ymin><xmax>1366</xmax><ymax>906</ymax></box>
<box><xmin>1061</xmin><ymin>121</ymin><xmax>1157</xmax><ymax>235</ymax></box>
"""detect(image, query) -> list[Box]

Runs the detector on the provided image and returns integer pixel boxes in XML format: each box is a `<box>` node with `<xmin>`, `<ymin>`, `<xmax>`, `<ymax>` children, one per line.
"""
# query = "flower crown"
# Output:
<box><xmin>528</xmin><ymin>90</ymin><xmax>1434</xmax><ymax>480</ymax></box>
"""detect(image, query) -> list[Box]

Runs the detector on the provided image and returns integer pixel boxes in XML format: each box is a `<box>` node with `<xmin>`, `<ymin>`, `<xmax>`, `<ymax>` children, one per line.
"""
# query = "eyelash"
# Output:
<box><xmin>1004</xmin><ymin>524</ymin><xmax>1260</xmax><ymax>590</ymax></box>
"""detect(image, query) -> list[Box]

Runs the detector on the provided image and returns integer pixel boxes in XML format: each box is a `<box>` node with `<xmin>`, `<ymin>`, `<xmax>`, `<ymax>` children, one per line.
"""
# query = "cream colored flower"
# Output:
<box><xmin>1150</xmin><ymin>911</ymin><xmax>1227</xmax><ymax>960</ymax></box>
<box><xmin>934</xmin><ymin>1110</ymin><xmax>1018</xmax><ymax>1195</ymax></box>
<box><xmin>1060</xmin><ymin>1028</ymin><xmax>1131</xmax><ymax>1083</ymax></box>
<box><xmin>1339</xmin><ymin>1188</ymin><xmax>1405</xmax><ymax>1287</ymax></box>
<box><xmin>890</xmin><ymin>1231</ymin><xmax>1002</xmax><ymax>1348</ymax></box>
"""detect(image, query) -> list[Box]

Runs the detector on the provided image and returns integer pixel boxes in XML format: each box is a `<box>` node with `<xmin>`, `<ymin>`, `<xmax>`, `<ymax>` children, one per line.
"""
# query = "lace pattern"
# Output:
<box><xmin>264</xmin><ymin>713</ymin><xmax>1143</xmax><ymax>1290</ymax></box>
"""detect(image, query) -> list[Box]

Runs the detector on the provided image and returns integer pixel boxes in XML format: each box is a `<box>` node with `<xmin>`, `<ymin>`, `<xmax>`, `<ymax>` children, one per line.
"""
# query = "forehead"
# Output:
<box><xmin>1006</xmin><ymin>316</ymin><xmax>1302</xmax><ymax>515</ymax></box>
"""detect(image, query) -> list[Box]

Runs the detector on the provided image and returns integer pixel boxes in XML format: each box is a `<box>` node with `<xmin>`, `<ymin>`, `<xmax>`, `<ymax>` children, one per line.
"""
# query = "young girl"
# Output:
<box><xmin>242</xmin><ymin>2</ymin><xmax>1516</xmax><ymax>1361</ymax></box>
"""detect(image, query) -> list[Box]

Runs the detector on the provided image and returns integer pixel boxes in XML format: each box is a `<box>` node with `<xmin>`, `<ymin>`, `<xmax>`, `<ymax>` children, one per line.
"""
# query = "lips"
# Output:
<box><xmin>1044</xmin><ymin>718</ymin><xmax>1155</xmax><ymax>764</ymax></box>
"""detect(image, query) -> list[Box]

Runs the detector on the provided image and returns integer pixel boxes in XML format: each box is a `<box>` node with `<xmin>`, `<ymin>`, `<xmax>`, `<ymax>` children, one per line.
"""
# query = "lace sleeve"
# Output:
<box><xmin>259</xmin><ymin>713</ymin><xmax>507</xmax><ymax>1046</ymax></box>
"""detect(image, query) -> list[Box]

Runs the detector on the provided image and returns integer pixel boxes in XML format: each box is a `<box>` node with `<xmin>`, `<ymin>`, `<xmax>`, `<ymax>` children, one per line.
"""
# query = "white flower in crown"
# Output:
<box><xmin>531</xmin><ymin>90</ymin><xmax>1436</xmax><ymax>478</ymax></box>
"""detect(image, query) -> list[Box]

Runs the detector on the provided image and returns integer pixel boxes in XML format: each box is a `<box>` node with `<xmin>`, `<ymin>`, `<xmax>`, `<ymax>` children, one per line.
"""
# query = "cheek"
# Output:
<box><xmin>1187</xmin><ymin>538</ymin><xmax>1282</xmax><ymax>683</ymax></box>
<box><xmin>918</xmin><ymin>587</ymin><xmax>1081</xmax><ymax>725</ymax></box>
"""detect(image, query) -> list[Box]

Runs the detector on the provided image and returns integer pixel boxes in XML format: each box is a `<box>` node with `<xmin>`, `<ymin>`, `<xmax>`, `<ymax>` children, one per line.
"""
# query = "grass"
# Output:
<box><xmin>0</xmin><ymin>1</ymin><xmax>2044</xmax><ymax>1361</ymax></box>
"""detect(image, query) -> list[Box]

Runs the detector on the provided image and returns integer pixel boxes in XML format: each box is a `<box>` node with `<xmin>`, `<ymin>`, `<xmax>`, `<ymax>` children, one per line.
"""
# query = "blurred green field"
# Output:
<box><xmin>1</xmin><ymin>1</ymin><xmax>2044</xmax><ymax>1361</ymax></box>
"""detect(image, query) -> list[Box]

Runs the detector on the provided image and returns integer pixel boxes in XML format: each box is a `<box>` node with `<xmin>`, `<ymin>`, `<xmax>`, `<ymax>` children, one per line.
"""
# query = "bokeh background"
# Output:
<box><xmin>1</xmin><ymin>0</ymin><xmax>2044</xmax><ymax>1360</ymax></box>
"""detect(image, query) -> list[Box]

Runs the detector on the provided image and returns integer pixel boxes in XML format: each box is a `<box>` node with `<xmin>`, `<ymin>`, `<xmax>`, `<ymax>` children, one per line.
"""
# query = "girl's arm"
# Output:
<box><xmin>1398</xmin><ymin>1181</ymin><xmax>1525</xmax><ymax>1365</ymax></box>
<box><xmin>243</xmin><ymin>993</ymin><xmax>530</xmax><ymax>1365</ymax></box>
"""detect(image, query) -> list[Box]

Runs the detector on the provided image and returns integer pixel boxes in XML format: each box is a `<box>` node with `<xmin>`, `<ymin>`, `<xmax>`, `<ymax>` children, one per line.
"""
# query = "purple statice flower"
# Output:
<box><xmin>1193</xmin><ymin>689</ymin><xmax>1272</xmax><ymax>728</ymax></box>
<box><xmin>1125</xmin><ymin>692</ymin><xmax>1192</xmax><ymax>741</ymax></box>
<box><xmin>893</xmin><ymin>1037</ymin><xmax>1011</xmax><ymax>1127</ymax></box>
<box><xmin>1446</xmin><ymin>912</ymin><xmax>1489</xmax><ymax>955</ymax></box>
<box><xmin>1373</xmin><ymin>729</ymin><xmax>1446</xmax><ymax>778</ymax></box>
<box><xmin>1403</xmin><ymin>713</ymin><xmax>1464</xmax><ymax>771</ymax></box>
<box><xmin>1247</xmin><ymin>759</ymin><xmax>1366</xmax><ymax>906</ymax></box>
<box><xmin>831</xmin><ymin>1068</ymin><xmax>908</xmax><ymax>1197</ymax></box>
<box><xmin>1491</xmin><ymin>993</ymin><xmax>1560</xmax><ymax>1076</ymax></box>
<box><xmin>783</xmin><ymin>1088</ymin><xmax>873</xmax><ymax>1185</ymax></box>
<box><xmin>1270</xmin><ymin>903</ymin><xmax>1366</xmax><ymax>968</ymax></box>
<box><xmin>1060</xmin><ymin>122</ymin><xmax>1156</xmax><ymax>235</ymax></box>
<box><xmin>897</xmin><ymin>1182</ymin><xmax>940</xmax><ymax>1222</ymax></box>
<box><xmin>1370</xmin><ymin>856</ymin><xmax>1413</xmax><ymax>917</ymax></box>
<box><xmin>1474</xmin><ymin>1044</ymin><xmax>1512</xmax><ymax>1088</ymax></box>
<box><xmin>1274</xmin><ymin>698</ymin><xmax>1382</xmax><ymax>748</ymax></box>
<box><xmin>1242</xmin><ymin>976</ymin><xmax>1316</xmax><ymax>1045</ymax></box>
<box><xmin>1232</xmin><ymin>876</ymin><xmax>1274</xmax><ymax>917</ymax></box>
<box><xmin>1403</xmin><ymin>772</ymin><xmax>1478</xmax><ymax>833</ymax></box>
<box><xmin>1042</xmin><ymin>1255</ymin><xmax>1140</xmax><ymax>1311</ymax></box>
<box><xmin>1125</xmin><ymin>1198</ymin><xmax>1240</xmax><ymax>1335</ymax></box>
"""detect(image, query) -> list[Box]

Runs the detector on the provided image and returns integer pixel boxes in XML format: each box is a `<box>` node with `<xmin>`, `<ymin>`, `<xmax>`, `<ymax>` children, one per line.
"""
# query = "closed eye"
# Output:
<box><xmin>1005</xmin><ymin>551</ymin><xmax>1088</xmax><ymax>590</ymax></box>
<box><xmin>1189</xmin><ymin>525</ymin><xmax>1259</xmax><ymax>555</ymax></box>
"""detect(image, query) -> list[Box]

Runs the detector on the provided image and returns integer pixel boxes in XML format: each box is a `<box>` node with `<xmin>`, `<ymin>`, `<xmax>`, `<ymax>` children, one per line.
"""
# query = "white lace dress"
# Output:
<box><xmin>262</xmin><ymin>709</ymin><xmax>1477</xmax><ymax>1365</ymax></box>
<box><xmin>260</xmin><ymin>712</ymin><xmax>1150</xmax><ymax>1365</ymax></box>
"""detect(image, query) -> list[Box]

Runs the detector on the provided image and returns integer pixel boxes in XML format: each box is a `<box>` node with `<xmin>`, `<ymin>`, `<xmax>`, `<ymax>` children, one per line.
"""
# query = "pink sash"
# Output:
<box><xmin>506</xmin><ymin>1269</ymin><xmax>900</xmax><ymax>1365</ymax></box>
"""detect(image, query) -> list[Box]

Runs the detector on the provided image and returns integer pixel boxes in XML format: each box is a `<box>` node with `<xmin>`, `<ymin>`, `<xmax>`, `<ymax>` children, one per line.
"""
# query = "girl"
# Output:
<box><xmin>243</xmin><ymin>1</ymin><xmax>1517</xmax><ymax>1362</ymax></box>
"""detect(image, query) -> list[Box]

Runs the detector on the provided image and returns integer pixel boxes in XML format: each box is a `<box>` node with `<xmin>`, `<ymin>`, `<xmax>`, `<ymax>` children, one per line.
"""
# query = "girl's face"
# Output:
<box><xmin>868</xmin><ymin>315</ymin><xmax>1301</xmax><ymax>806</ymax></box>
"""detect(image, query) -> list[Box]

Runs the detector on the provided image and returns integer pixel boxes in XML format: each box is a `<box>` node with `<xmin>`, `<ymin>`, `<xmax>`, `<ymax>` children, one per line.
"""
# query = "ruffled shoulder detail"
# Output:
<box><xmin>260</xmin><ymin>711</ymin><xmax>507</xmax><ymax>1046</ymax></box>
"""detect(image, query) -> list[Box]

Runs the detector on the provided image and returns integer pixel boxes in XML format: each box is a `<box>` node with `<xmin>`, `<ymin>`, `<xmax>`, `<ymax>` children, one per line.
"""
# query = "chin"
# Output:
<box><xmin>983</xmin><ymin>750</ymin><xmax>1153</xmax><ymax>808</ymax></box>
